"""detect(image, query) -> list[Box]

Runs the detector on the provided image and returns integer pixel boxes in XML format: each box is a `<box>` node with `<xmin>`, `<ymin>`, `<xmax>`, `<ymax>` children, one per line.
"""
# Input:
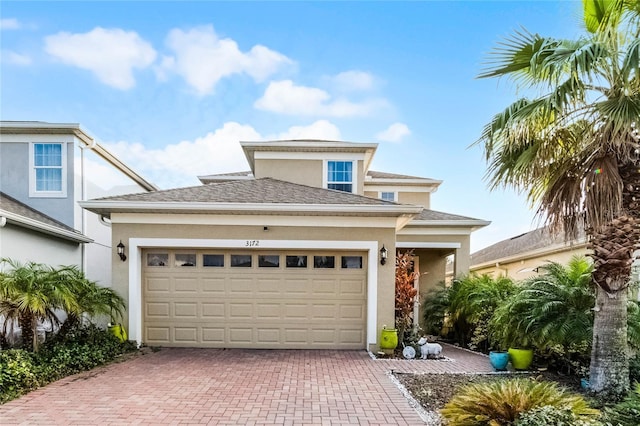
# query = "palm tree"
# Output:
<box><xmin>477</xmin><ymin>0</ymin><xmax>640</xmax><ymax>396</ymax></box>
<box><xmin>54</xmin><ymin>266</ymin><xmax>125</xmax><ymax>338</ymax></box>
<box><xmin>0</xmin><ymin>259</ymin><xmax>73</xmax><ymax>351</ymax></box>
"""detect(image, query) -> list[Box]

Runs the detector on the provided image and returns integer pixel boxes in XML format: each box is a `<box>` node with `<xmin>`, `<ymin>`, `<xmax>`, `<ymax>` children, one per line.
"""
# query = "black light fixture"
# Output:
<box><xmin>117</xmin><ymin>240</ymin><xmax>127</xmax><ymax>262</ymax></box>
<box><xmin>380</xmin><ymin>245</ymin><xmax>388</xmax><ymax>265</ymax></box>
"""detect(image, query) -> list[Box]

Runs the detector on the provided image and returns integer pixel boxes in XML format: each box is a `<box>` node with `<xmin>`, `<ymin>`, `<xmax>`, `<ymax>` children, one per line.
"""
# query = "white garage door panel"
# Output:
<box><xmin>143</xmin><ymin>249</ymin><xmax>367</xmax><ymax>349</ymax></box>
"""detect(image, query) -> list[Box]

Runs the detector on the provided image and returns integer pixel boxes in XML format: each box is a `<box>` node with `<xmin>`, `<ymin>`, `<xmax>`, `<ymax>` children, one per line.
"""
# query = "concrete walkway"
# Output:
<box><xmin>0</xmin><ymin>344</ymin><xmax>492</xmax><ymax>425</ymax></box>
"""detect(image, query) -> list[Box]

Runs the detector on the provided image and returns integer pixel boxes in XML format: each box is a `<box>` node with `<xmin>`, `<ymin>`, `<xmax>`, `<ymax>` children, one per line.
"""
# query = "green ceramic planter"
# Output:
<box><xmin>508</xmin><ymin>348</ymin><xmax>534</xmax><ymax>370</ymax></box>
<box><xmin>380</xmin><ymin>328</ymin><xmax>398</xmax><ymax>350</ymax></box>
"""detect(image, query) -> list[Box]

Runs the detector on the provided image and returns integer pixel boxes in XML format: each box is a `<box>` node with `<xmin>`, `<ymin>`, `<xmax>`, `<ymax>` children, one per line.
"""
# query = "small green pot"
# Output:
<box><xmin>380</xmin><ymin>328</ymin><xmax>398</xmax><ymax>350</ymax></box>
<box><xmin>508</xmin><ymin>348</ymin><xmax>534</xmax><ymax>370</ymax></box>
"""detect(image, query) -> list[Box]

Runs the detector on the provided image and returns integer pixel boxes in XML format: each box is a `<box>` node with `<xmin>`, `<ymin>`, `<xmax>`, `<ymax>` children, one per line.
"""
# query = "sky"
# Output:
<box><xmin>1</xmin><ymin>1</ymin><xmax>587</xmax><ymax>251</ymax></box>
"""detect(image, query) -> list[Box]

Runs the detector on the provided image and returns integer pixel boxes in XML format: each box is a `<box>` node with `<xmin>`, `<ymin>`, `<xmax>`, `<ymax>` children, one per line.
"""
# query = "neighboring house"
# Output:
<box><xmin>0</xmin><ymin>121</ymin><xmax>157</xmax><ymax>287</ymax></box>
<box><xmin>81</xmin><ymin>139</ymin><xmax>489</xmax><ymax>350</ymax></box>
<box><xmin>461</xmin><ymin>226</ymin><xmax>589</xmax><ymax>280</ymax></box>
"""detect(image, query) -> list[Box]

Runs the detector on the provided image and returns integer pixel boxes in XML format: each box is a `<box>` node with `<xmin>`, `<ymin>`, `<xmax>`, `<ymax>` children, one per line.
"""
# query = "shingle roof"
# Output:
<box><xmin>93</xmin><ymin>177</ymin><xmax>396</xmax><ymax>205</ymax></box>
<box><xmin>413</xmin><ymin>209</ymin><xmax>484</xmax><ymax>222</ymax></box>
<box><xmin>0</xmin><ymin>192</ymin><xmax>91</xmax><ymax>242</ymax></box>
<box><xmin>471</xmin><ymin>225</ymin><xmax>587</xmax><ymax>266</ymax></box>
<box><xmin>366</xmin><ymin>170</ymin><xmax>435</xmax><ymax>180</ymax></box>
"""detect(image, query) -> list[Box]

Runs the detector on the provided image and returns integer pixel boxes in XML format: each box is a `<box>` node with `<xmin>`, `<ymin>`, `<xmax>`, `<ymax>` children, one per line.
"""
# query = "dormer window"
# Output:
<box><xmin>327</xmin><ymin>161</ymin><xmax>353</xmax><ymax>193</ymax></box>
<box><xmin>29</xmin><ymin>142</ymin><xmax>67</xmax><ymax>197</ymax></box>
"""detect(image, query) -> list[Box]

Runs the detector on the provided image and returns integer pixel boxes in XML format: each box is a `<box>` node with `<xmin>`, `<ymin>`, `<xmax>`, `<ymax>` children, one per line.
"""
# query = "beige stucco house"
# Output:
<box><xmin>467</xmin><ymin>226</ymin><xmax>589</xmax><ymax>280</ymax></box>
<box><xmin>81</xmin><ymin>140</ymin><xmax>489</xmax><ymax>350</ymax></box>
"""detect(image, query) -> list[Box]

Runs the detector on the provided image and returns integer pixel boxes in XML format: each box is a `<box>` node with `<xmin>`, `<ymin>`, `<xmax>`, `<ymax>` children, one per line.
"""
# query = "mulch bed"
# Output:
<box><xmin>395</xmin><ymin>371</ymin><xmax>584</xmax><ymax>413</ymax></box>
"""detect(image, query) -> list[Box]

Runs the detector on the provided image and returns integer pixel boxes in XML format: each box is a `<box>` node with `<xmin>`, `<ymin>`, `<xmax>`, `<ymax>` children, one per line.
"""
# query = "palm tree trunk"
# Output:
<box><xmin>18</xmin><ymin>311</ymin><xmax>34</xmax><ymax>351</ymax></box>
<box><xmin>589</xmin><ymin>285</ymin><xmax>629</xmax><ymax>397</ymax></box>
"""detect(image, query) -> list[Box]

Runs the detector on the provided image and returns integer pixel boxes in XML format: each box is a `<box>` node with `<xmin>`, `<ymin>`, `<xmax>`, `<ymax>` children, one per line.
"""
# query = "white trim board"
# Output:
<box><xmin>396</xmin><ymin>242</ymin><xmax>462</xmax><ymax>249</ymax></box>
<box><xmin>127</xmin><ymin>238</ymin><xmax>379</xmax><ymax>349</ymax></box>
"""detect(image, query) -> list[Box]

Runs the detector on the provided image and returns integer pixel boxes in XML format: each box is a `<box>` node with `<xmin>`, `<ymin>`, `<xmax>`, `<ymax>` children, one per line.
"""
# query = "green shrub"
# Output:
<box><xmin>0</xmin><ymin>325</ymin><xmax>136</xmax><ymax>403</ymax></box>
<box><xmin>0</xmin><ymin>349</ymin><xmax>40</xmax><ymax>403</ymax></box>
<box><xmin>603</xmin><ymin>383</ymin><xmax>640</xmax><ymax>426</ymax></box>
<box><xmin>440</xmin><ymin>378</ymin><xmax>599</xmax><ymax>425</ymax></box>
<box><xmin>515</xmin><ymin>406</ymin><xmax>603</xmax><ymax>426</ymax></box>
<box><xmin>629</xmin><ymin>354</ymin><xmax>640</xmax><ymax>385</ymax></box>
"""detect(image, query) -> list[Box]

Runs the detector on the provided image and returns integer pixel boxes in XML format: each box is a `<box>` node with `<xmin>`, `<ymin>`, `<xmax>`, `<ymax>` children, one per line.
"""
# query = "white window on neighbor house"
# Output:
<box><xmin>29</xmin><ymin>142</ymin><xmax>66</xmax><ymax>197</ymax></box>
<box><xmin>327</xmin><ymin>161</ymin><xmax>353</xmax><ymax>193</ymax></box>
<box><xmin>380</xmin><ymin>191</ymin><xmax>396</xmax><ymax>202</ymax></box>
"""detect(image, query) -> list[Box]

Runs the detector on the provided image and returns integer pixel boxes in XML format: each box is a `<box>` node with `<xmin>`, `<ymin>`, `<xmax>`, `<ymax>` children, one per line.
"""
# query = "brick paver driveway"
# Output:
<box><xmin>0</xmin><ymin>345</ymin><xmax>492</xmax><ymax>425</ymax></box>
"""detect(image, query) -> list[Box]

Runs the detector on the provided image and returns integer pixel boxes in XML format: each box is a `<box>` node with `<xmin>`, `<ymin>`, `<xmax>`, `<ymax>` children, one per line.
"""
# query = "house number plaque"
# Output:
<box><xmin>245</xmin><ymin>240</ymin><xmax>260</xmax><ymax>247</ymax></box>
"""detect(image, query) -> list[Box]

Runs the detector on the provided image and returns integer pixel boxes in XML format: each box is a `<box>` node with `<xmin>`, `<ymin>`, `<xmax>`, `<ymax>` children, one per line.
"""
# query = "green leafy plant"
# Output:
<box><xmin>422</xmin><ymin>274</ymin><xmax>516</xmax><ymax>350</ymax></box>
<box><xmin>515</xmin><ymin>405</ymin><xmax>603</xmax><ymax>426</ymax></box>
<box><xmin>440</xmin><ymin>378</ymin><xmax>599</xmax><ymax>425</ymax></box>
<box><xmin>0</xmin><ymin>349</ymin><xmax>40</xmax><ymax>403</ymax></box>
<box><xmin>0</xmin><ymin>324</ymin><xmax>136</xmax><ymax>403</ymax></box>
<box><xmin>603</xmin><ymin>383</ymin><xmax>640</xmax><ymax>426</ymax></box>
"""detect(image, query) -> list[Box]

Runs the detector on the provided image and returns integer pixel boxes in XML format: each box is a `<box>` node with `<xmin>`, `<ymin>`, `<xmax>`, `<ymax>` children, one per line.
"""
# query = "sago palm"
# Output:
<box><xmin>478</xmin><ymin>0</ymin><xmax>640</xmax><ymax>397</ymax></box>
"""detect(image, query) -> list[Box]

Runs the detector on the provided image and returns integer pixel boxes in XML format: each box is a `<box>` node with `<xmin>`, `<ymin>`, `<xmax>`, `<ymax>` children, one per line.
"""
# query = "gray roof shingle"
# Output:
<box><xmin>413</xmin><ymin>209</ymin><xmax>484</xmax><ymax>222</ymax></box>
<box><xmin>471</xmin><ymin>226</ymin><xmax>587</xmax><ymax>265</ymax></box>
<box><xmin>93</xmin><ymin>177</ymin><xmax>395</xmax><ymax>205</ymax></box>
<box><xmin>366</xmin><ymin>170</ymin><xmax>437</xmax><ymax>180</ymax></box>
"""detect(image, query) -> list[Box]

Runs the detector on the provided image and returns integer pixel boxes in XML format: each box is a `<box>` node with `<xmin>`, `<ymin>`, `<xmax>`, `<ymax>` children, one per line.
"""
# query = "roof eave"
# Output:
<box><xmin>1</xmin><ymin>210</ymin><xmax>93</xmax><ymax>243</ymax></box>
<box><xmin>79</xmin><ymin>200</ymin><xmax>423</xmax><ymax>218</ymax></box>
<box><xmin>408</xmin><ymin>219</ymin><xmax>492</xmax><ymax>231</ymax></box>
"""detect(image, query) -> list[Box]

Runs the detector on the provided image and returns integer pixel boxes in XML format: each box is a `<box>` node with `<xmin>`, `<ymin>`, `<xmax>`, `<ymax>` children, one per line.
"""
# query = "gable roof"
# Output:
<box><xmin>0</xmin><ymin>121</ymin><xmax>158</xmax><ymax>192</ymax></box>
<box><xmin>406</xmin><ymin>208</ymin><xmax>491</xmax><ymax>230</ymax></box>
<box><xmin>0</xmin><ymin>192</ymin><xmax>92</xmax><ymax>243</ymax></box>
<box><xmin>470</xmin><ymin>225</ymin><xmax>588</xmax><ymax>267</ymax></box>
<box><xmin>80</xmin><ymin>177</ymin><xmax>424</xmax><ymax>218</ymax></box>
<box><xmin>365</xmin><ymin>170</ymin><xmax>442</xmax><ymax>186</ymax></box>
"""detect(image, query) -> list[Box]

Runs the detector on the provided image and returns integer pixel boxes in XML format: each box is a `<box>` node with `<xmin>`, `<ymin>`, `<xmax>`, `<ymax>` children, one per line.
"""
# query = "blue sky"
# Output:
<box><xmin>1</xmin><ymin>1</ymin><xmax>585</xmax><ymax>251</ymax></box>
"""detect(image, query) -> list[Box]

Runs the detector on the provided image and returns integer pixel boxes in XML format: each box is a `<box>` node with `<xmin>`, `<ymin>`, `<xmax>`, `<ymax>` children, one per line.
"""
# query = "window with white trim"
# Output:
<box><xmin>30</xmin><ymin>143</ymin><xmax>66</xmax><ymax>197</ymax></box>
<box><xmin>380</xmin><ymin>191</ymin><xmax>396</xmax><ymax>202</ymax></box>
<box><xmin>327</xmin><ymin>161</ymin><xmax>353</xmax><ymax>193</ymax></box>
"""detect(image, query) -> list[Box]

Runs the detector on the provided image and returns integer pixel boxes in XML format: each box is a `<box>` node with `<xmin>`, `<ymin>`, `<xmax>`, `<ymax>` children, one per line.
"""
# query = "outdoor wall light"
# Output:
<box><xmin>380</xmin><ymin>245</ymin><xmax>388</xmax><ymax>265</ymax></box>
<box><xmin>117</xmin><ymin>241</ymin><xmax>127</xmax><ymax>262</ymax></box>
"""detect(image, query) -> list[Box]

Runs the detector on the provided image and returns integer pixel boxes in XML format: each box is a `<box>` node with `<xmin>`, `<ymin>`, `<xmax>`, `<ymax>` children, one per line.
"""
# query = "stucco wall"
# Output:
<box><xmin>0</xmin><ymin>137</ymin><xmax>76</xmax><ymax>227</ymax></box>
<box><xmin>111</xmin><ymin>218</ymin><xmax>397</xmax><ymax>350</ymax></box>
<box><xmin>0</xmin><ymin>224</ymin><xmax>81</xmax><ymax>266</ymax></box>
<box><xmin>472</xmin><ymin>246</ymin><xmax>590</xmax><ymax>280</ymax></box>
<box><xmin>398</xmin><ymin>192</ymin><xmax>430</xmax><ymax>209</ymax></box>
<box><xmin>254</xmin><ymin>159</ymin><xmax>323</xmax><ymax>188</ymax></box>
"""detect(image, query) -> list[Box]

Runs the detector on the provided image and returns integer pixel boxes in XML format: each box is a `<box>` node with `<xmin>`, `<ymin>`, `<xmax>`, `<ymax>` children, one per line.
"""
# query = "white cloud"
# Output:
<box><xmin>1</xmin><ymin>18</ymin><xmax>21</xmax><ymax>30</ymax></box>
<box><xmin>44</xmin><ymin>27</ymin><xmax>157</xmax><ymax>90</ymax></box>
<box><xmin>102</xmin><ymin>121</ymin><xmax>343</xmax><ymax>189</ymax></box>
<box><xmin>159</xmin><ymin>25</ymin><xmax>293</xmax><ymax>95</ymax></box>
<box><xmin>331</xmin><ymin>70</ymin><xmax>375</xmax><ymax>92</ymax></box>
<box><xmin>270</xmin><ymin>120</ymin><xmax>341</xmax><ymax>141</ymax></box>
<box><xmin>0</xmin><ymin>50</ymin><xmax>32</xmax><ymax>66</ymax></box>
<box><xmin>255</xmin><ymin>80</ymin><xmax>386</xmax><ymax>117</ymax></box>
<box><xmin>104</xmin><ymin>122</ymin><xmax>260</xmax><ymax>189</ymax></box>
<box><xmin>375</xmin><ymin>122</ymin><xmax>411</xmax><ymax>143</ymax></box>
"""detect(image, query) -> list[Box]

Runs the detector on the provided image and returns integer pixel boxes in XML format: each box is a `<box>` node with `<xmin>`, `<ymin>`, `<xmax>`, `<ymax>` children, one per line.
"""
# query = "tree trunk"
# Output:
<box><xmin>589</xmin><ymin>285</ymin><xmax>630</xmax><ymax>398</ymax></box>
<box><xmin>18</xmin><ymin>311</ymin><xmax>34</xmax><ymax>351</ymax></box>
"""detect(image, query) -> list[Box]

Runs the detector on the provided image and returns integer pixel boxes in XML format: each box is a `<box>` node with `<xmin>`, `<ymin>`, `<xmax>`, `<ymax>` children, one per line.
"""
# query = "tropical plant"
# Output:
<box><xmin>440</xmin><ymin>379</ymin><xmax>600</xmax><ymax>425</ymax></box>
<box><xmin>515</xmin><ymin>405</ymin><xmax>603</xmax><ymax>426</ymax></box>
<box><xmin>422</xmin><ymin>274</ymin><xmax>516</xmax><ymax>350</ymax></box>
<box><xmin>0</xmin><ymin>259</ymin><xmax>73</xmax><ymax>351</ymax></box>
<box><xmin>53</xmin><ymin>266</ymin><xmax>125</xmax><ymax>338</ymax></box>
<box><xmin>477</xmin><ymin>0</ymin><xmax>640</xmax><ymax>397</ymax></box>
<box><xmin>603</xmin><ymin>383</ymin><xmax>640</xmax><ymax>425</ymax></box>
<box><xmin>490</xmin><ymin>257</ymin><xmax>594</xmax><ymax>349</ymax></box>
<box><xmin>395</xmin><ymin>251</ymin><xmax>419</xmax><ymax>343</ymax></box>
<box><xmin>0</xmin><ymin>259</ymin><xmax>126</xmax><ymax>351</ymax></box>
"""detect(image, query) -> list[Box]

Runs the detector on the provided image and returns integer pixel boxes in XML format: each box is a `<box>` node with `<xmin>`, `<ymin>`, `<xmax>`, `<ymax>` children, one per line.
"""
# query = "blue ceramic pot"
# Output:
<box><xmin>489</xmin><ymin>351</ymin><xmax>509</xmax><ymax>371</ymax></box>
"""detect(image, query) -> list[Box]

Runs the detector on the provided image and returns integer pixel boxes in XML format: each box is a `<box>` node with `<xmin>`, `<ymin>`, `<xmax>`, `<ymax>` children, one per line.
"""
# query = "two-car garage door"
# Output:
<box><xmin>142</xmin><ymin>249</ymin><xmax>367</xmax><ymax>349</ymax></box>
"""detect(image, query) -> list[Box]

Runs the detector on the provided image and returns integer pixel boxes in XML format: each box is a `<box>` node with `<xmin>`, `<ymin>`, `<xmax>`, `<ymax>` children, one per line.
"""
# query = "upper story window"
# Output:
<box><xmin>30</xmin><ymin>143</ymin><xmax>66</xmax><ymax>197</ymax></box>
<box><xmin>380</xmin><ymin>192</ymin><xmax>396</xmax><ymax>202</ymax></box>
<box><xmin>327</xmin><ymin>161</ymin><xmax>353</xmax><ymax>193</ymax></box>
